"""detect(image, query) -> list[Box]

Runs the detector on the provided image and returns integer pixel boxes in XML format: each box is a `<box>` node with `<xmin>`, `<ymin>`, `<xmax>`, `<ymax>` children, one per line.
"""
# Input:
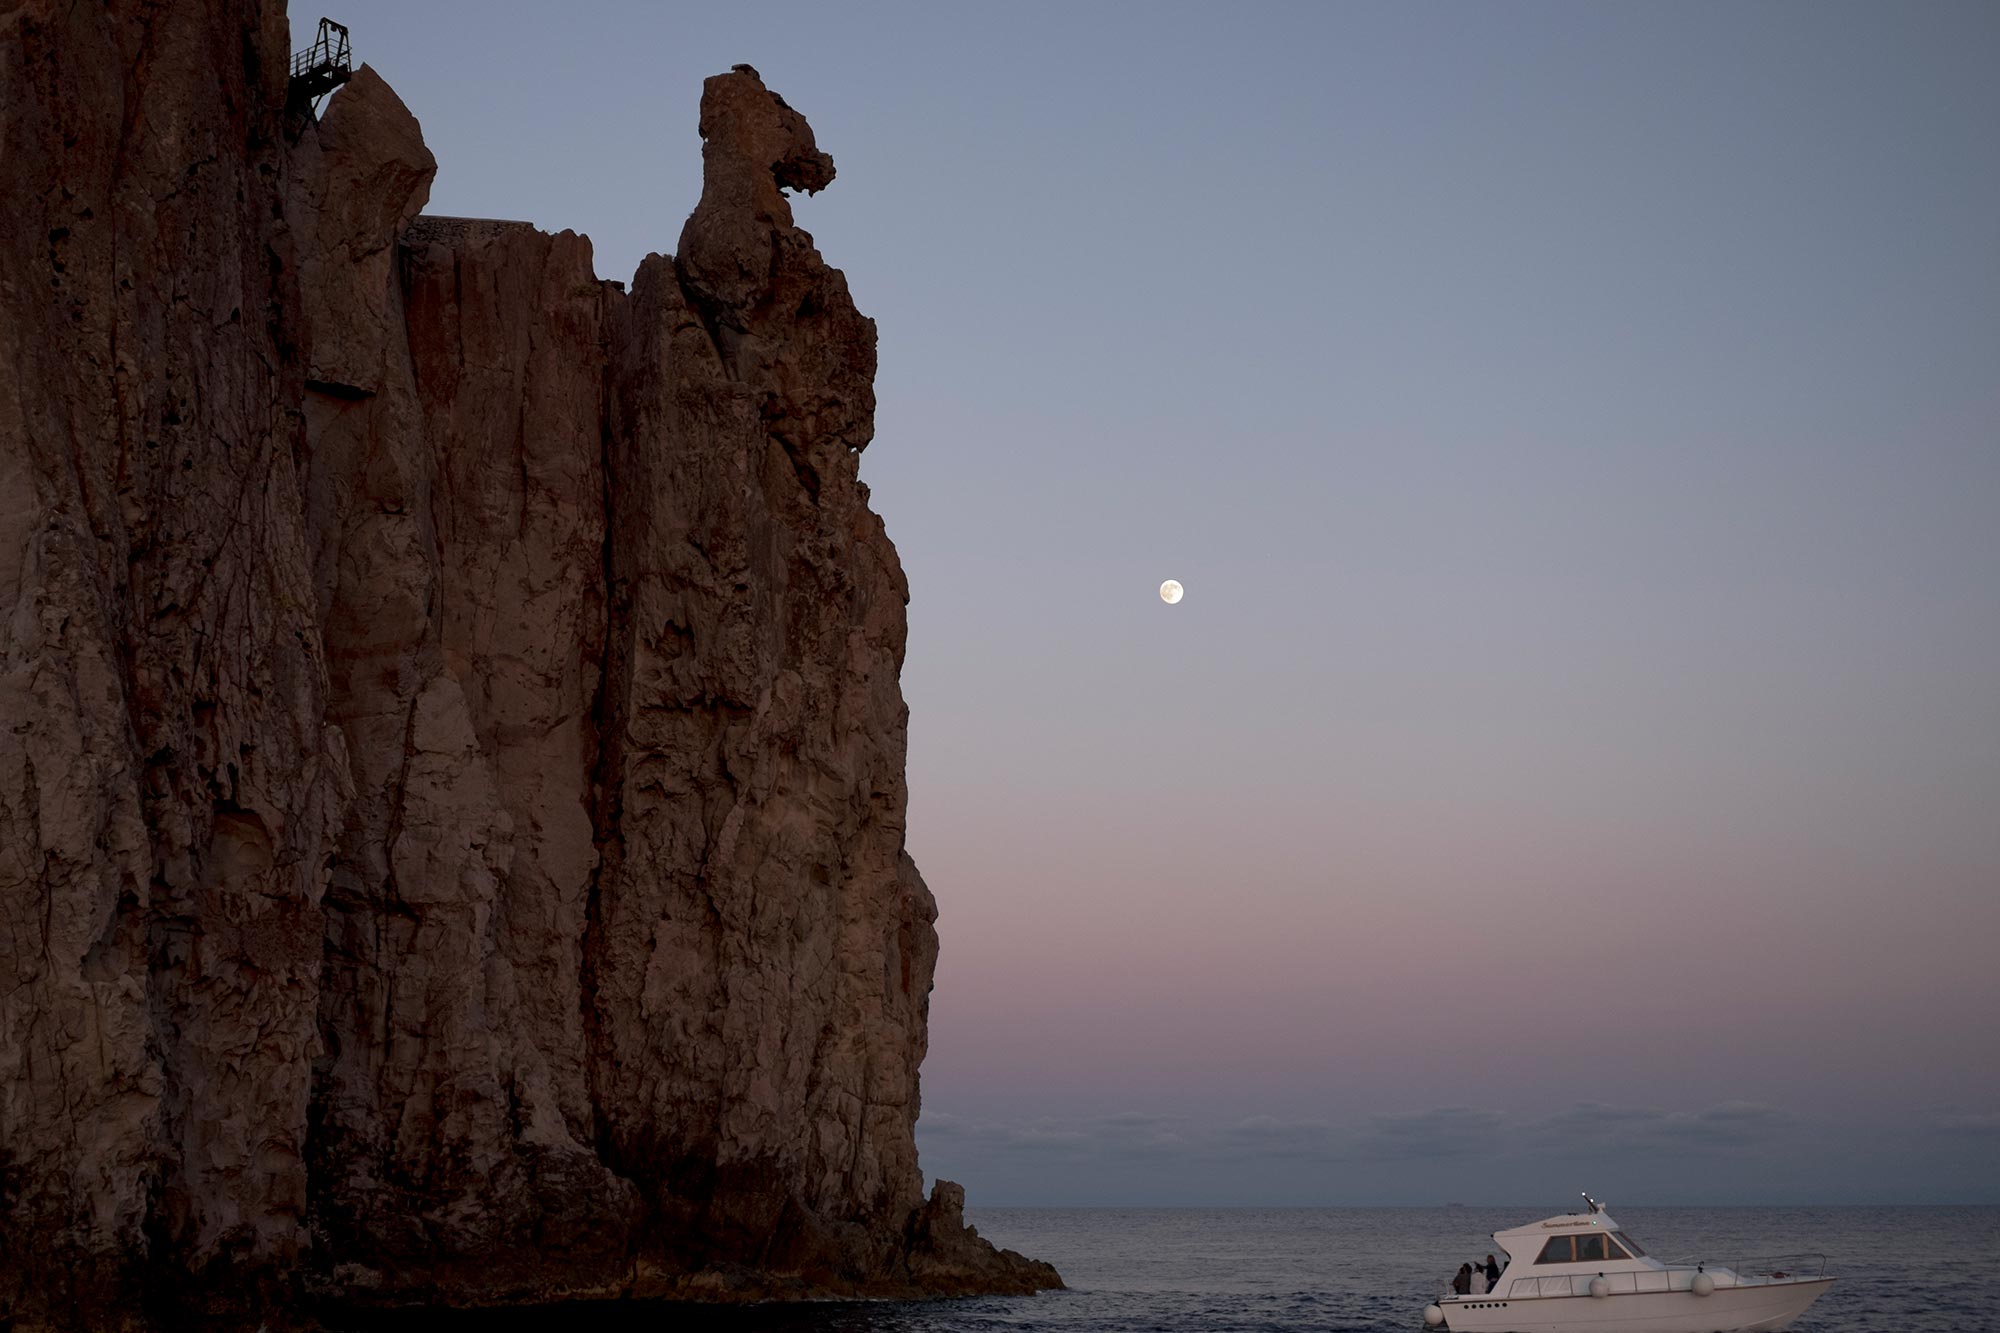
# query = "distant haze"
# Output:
<box><xmin>318</xmin><ymin>1</ymin><xmax>2000</xmax><ymax>1204</ymax></box>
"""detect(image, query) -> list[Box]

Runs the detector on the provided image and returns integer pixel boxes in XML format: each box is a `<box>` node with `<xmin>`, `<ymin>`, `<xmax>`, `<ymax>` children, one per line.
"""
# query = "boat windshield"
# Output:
<box><xmin>1537</xmin><ymin>1232</ymin><xmax>1643</xmax><ymax>1263</ymax></box>
<box><xmin>1615</xmin><ymin>1231</ymin><xmax>1647</xmax><ymax>1257</ymax></box>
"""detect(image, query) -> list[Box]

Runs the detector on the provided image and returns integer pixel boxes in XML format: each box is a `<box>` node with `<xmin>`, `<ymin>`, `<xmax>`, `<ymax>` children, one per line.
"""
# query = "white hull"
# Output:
<box><xmin>1439</xmin><ymin>1277</ymin><xmax>1833</xmax><ymax>1333</ymax></box>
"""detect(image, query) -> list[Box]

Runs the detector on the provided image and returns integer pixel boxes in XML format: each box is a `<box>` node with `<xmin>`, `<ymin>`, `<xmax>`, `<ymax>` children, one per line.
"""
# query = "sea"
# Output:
<box><xmin>365</xmin><ymin>1206</ymin><xmax>1997</xmax><ymax>1332</ymax></box>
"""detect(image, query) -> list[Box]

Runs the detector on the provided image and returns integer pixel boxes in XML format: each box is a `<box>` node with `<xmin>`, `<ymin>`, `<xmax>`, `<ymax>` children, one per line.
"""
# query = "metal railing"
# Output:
<box><xmin>1439</xmin><ymin>1255</ymin><xmax>1828</xmax><ymax>1302</ymax></box>
<box><xmin>1658</xmin><ymin>1253</ymin><xmax>1829</xmax><ymax>1284</ymax></box>
<box><xmin>291</xmin><ymin>18</ymin><xmax>351</xmax><ymax>79</ymax></box>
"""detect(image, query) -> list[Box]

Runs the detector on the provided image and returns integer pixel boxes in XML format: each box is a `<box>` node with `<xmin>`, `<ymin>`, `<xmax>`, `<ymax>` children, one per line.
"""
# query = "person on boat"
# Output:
<box><xmin>1469</xmin><ymin>1262</ymin><xmax>1488</xmax><ymax>1294</ymax></box>
<box><xmin>1484</xmin><ymin>1254</ymin><xmax>1501</xmax><ymax>1287</ymax></box>
<box><xmin>1452</xmin><ymin>1264</ymin><xmax>1473</xmax><ymax>1295</ymax></box>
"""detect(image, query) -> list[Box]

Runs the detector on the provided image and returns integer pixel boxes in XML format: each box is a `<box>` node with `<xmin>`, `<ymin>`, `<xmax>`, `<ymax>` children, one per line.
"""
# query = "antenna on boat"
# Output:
<box><xmin>1580</xmin><ymin>1191</ymin><xmax>1603</xmax><ymax>1214</ymax></box>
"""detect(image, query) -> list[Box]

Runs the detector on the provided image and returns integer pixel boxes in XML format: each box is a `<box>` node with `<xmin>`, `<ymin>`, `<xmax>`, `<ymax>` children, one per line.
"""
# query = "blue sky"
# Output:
<box><xmin>310</xmin><ymin>2</ymin><xmax>2000</xmax><ymax>1204</ymax></box>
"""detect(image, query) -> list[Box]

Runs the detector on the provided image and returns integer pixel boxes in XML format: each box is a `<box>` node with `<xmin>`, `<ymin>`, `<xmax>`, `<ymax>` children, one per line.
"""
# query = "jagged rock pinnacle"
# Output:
<box><xmin>678</xmin><ymin>67</ymin><xmax>838</xmax><ymax>331</ymax></box>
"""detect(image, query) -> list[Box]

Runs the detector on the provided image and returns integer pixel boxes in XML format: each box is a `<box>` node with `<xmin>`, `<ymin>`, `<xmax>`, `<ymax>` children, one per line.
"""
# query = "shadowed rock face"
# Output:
<box><xmin>0</xmin><ymin>6</ymin><xmax>1055</xmax><ymax>1326</ymax></box>
<box><xmin>0</xmin><ymin>2</ymin><xmax>343</xmax><ymax>1325</ymax></box>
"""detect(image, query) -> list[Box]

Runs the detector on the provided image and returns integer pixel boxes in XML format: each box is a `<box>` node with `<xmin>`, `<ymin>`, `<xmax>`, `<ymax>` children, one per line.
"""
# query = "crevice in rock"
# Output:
<box><xmin>580</xmin><ymin>266</ymin><xmax>625</xmax><ymax>1181</ymax></box>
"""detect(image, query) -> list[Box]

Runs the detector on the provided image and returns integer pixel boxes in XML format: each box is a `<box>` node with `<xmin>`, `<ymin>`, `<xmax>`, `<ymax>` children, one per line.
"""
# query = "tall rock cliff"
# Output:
<box><xmin>0</xmin><ymin>5</ymin><xmax>1056</xmax><ymax>1327</ymax></box>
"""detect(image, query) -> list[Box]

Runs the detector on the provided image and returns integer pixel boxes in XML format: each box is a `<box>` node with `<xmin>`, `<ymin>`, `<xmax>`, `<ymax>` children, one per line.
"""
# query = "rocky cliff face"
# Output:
<box><xmin>0</xmin><ymin>5</ymin><xmax>1055</xmax><ymax>1326</ymax></box>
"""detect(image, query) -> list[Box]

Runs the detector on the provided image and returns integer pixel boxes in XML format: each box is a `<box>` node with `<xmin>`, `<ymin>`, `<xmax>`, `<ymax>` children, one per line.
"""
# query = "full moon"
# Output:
<box><xmin>1159</xmin><ymin>579</ymin><xmax>1184</xmax><ymax>605</ymax></box>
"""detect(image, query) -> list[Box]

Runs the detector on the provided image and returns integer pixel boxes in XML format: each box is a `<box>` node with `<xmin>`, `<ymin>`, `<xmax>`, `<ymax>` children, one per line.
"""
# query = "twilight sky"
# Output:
<box><xmin>309</xmin><ymin>2</ymin><xmax>2000</xmax><ymax>1204</ymax></box>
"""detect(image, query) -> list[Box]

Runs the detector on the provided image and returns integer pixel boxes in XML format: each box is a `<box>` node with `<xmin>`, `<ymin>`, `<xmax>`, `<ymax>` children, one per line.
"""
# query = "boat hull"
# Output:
<box><xmin>1439</xmin><ymin>1277</ymin><xmax>1833</xmax><ymax>1333</ymax></box>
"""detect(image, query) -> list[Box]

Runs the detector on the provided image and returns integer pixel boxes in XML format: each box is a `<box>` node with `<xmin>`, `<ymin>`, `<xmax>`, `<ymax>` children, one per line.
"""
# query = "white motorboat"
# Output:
<box><xmin>1421</xmin><ymin>1194</ymin><xmax>1832</xmax><ymax>1333</ymax></box>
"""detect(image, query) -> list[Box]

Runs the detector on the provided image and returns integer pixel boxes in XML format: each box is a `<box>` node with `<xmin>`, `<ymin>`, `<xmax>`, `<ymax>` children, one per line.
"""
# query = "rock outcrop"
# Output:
<box><xmin>0</xmin><ymin>3</ymin><xmax>1056</xmax><ymax>1326</ymax></box>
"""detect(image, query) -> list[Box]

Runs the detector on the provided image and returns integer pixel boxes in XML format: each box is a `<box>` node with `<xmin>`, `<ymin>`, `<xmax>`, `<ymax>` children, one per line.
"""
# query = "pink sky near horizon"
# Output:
<box><xmin>914</xmin><ymin>770</ymin><xmax>1994</xmax><ymax>1115</ymax></box>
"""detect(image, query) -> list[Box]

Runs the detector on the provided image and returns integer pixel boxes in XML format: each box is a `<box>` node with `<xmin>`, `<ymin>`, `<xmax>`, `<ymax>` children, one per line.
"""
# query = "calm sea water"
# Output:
<box><xmin>360</xmin><ymin>1206</ymin><xmax>1997</xmax><ymax>1332</ymax></box>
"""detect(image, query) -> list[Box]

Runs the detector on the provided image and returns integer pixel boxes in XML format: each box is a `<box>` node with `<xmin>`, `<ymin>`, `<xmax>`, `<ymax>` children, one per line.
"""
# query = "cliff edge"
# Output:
<box><xmin>0</xmin><ymin>4</ymin><xmax>1056</xmax><ymax>1326</ymax></box>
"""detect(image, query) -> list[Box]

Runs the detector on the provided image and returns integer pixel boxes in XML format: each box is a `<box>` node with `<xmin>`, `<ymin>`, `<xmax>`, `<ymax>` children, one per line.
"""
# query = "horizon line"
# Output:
<box><xmin>962</xmin><ymin>1200</ymin><xmax>2000</xmax><ymax>1210</ymax></box>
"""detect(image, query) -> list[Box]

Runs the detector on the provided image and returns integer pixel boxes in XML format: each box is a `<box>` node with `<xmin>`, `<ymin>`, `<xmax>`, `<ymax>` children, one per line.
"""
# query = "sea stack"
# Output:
<box><xmin>0</xmin><ymin>3</ymin><xmax>1057</xmax><ymax>1326</ymax></box>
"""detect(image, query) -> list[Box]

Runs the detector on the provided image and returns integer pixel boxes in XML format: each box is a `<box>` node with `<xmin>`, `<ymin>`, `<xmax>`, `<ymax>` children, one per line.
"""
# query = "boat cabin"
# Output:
<box><xmin>1488</xmin><ymin>1200</ymin><xmax>1672</xmax><ymax>1288</ymax></box>
<box><xmin>1498</xmin><ymin>1210</ymin><xmax>1649</xmax><ymax>1271</ymax></box>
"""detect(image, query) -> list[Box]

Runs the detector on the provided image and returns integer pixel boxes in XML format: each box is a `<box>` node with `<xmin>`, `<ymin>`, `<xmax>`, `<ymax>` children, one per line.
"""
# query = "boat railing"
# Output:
<box><xmin>1470</xmin><ymin>1254</ymin><xmax>1826</xmax><ymax>1301</ymax></box>
<box><xmin>1661</xmin><ymin>1253</ymin><xmax>1828</xmax><ymax>1283</ymax></box>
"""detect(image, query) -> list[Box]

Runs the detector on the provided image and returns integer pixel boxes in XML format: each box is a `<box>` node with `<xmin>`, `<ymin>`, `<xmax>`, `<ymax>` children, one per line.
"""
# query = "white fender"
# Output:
<box><xmin>1423</xmin><ymin>1302</ymin><xmax>1446</xmax><ymax>1326</ymax></box>
<box><xmin>1692</xmin><ymin>1271</ymin><xmax>1716</xmax><ymax>1296</ymax></box>
<box><xmin>1588</xmin><ymin>1275</ymin><xmax>1610</xmax><ymax>1298</ymax></box>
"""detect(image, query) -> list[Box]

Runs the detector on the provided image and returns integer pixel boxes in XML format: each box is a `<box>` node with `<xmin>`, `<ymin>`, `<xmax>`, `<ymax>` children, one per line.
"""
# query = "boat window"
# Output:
<box><xmin>1616</xmin><ymin>1232</ymin><xmax>1647</xmax><ymax>1257</ymax></box>
<box><xmin>1604</xmin><ymin>1235</ymin><xmax>1631</xmax><ymax>1260</ymax></box>
<box><xmin>1536</xmin><ymin>1232</ymin><xmax>1624</xmax><ymax>1264</ymax></box>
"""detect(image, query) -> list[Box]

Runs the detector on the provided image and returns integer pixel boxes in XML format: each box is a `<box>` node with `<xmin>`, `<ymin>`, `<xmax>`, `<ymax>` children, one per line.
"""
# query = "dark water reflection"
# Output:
<box><xmin>330</xmin><ymin>1205</ymin><xmax>1996</xmax><ymax>1331</ymax></box>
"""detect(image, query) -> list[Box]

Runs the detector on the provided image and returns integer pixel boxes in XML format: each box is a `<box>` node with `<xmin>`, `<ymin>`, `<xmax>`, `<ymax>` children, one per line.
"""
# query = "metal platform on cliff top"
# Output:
<box><xmin>289</xmin><ymin>17</ymin><xmax>351</xmax><ymax>116</ymax></box>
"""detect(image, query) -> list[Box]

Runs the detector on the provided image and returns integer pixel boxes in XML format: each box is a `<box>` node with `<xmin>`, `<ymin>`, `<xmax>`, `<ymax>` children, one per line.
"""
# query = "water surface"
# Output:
<box><xmin>350</xmin><ymin>1205</ymin><xmax>1995</xmax><ymax>1331</ymax></box>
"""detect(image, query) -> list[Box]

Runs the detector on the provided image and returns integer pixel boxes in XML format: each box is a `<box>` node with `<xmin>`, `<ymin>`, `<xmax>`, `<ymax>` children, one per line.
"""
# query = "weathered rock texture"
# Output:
<box><xmin>0</xmin><ymin>5</ymin><xmax>1055</xmax><ymax>1327</ymax></box>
